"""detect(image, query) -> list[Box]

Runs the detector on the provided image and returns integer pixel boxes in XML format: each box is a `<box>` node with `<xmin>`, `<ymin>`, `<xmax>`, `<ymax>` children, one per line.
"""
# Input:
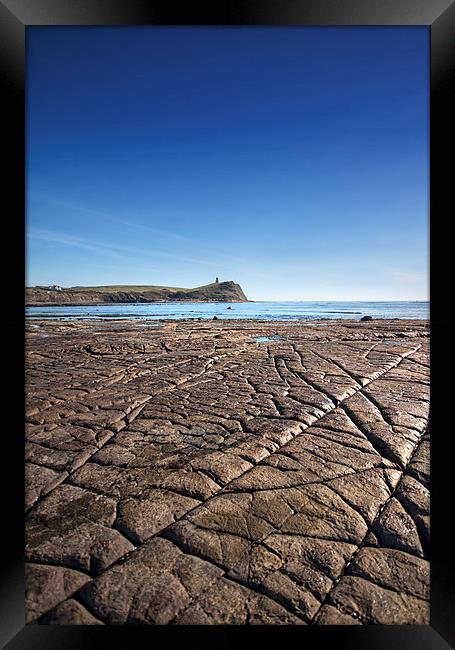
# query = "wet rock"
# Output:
<box><xmin>41</xmin><ymin>599</ymin><xmax>104</xmax><ymax>625</ymax></box>
<box><xmin>26</xmin><ymin>564</ymin><xmax>90</xmax><ymax>623</ymax></box>
<box><xmin>115</xmin><ymin>490</ymin><xmax>200</xmax><ymax>544</ymax></box>
<box><xmin>174</xmin><ymin>578</ymin><xmax>304</xmax><ymax>624</ymax></box>
<box><xmin>26</xmin><ymin>485</ymin><xmax>134</xmax><ymax>574</ymax></box>
<box><xmin>321</xmin><ymin>575</ymin><xmax>429</xmax><ymax>624</ymax></box>
<box><xmin>78</xmin><ymin>537</ymin><xmax>224</xmax><ymax>624</ymax></box>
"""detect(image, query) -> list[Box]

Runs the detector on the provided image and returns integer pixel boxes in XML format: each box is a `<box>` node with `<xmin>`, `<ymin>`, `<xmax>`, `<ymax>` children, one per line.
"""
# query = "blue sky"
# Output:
<box><xmin>27</xmin><ymin>27</ymin><xmax>429</xmax><ymax>300</ymax></box>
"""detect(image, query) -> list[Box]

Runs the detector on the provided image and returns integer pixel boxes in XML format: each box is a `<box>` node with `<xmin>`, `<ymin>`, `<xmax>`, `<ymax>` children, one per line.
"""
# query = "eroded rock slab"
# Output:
<box><xmin>25</xmin><ymin>318</ymin><xmax>429</xmax><ymax>624</ymax></box>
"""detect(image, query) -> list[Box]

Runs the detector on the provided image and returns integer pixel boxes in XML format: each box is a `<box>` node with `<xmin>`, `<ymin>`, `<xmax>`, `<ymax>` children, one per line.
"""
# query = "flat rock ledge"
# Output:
<box><xmin>25</xmin><ymin>318</ymin><xmax>430</xmax><ymax>625</ymax></box>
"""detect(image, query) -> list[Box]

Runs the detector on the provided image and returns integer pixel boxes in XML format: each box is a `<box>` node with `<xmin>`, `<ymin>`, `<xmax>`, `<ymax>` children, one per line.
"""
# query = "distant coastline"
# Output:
<box><xmin>25</xmin><ymin>280</ymin><xmax>248</xmax><ymax>306</ymax></box>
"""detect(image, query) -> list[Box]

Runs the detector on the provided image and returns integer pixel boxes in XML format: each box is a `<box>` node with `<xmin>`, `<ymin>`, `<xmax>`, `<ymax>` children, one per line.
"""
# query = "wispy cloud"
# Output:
<box><xmin>386</xmin><ymin>269</ymin><xmax>428</xmax><ymax>284</ymax></box>
<box><xmin>111</xmin><ymin>217</ymin><xmax>195</xmax><ymax>246</ymax></box>
<box><xmin>27</xmin><ymin>227</ymin><xmax>246</xmax><ymax>271</ymax></box>
<box><xmin>28</xmin><ymin>228</ymin><xmax>164</xmax><ymax>268</ymax></box>
<box><xmin>29</xmin><ymin>229</ymin><xmax>112</xmax><ymax>254</ymax></box>
<box><xmin>27</xmin><ymin>190</ymin><xmax>276</xmax><ymax>279</ymax></box>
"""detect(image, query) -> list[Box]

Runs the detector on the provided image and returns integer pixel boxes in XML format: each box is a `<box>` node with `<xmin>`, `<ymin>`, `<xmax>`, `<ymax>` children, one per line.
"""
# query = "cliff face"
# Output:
<box><xmin>25</xmin><ymin>281</ymin><xmax>248</xmax><ymax>305</ymax></box>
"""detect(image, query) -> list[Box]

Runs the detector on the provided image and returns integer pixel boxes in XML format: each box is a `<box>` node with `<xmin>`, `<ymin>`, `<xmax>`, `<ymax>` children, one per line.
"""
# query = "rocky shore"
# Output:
<box><xmin>25</xmin><ymin>318</ymin><xmax>429</xmax><ymax>625</ymax></box>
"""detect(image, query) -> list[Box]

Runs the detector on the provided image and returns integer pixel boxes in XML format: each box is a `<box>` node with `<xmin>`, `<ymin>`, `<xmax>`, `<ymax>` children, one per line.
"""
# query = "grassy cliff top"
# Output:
<box><xmin>26</xmin><ymin>281</ymin><xmax>248</xmax><ymax>305</ymax></box>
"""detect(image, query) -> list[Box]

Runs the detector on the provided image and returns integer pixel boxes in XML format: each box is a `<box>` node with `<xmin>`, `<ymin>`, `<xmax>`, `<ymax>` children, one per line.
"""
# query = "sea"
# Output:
<box><xmin>26</xmin><ymin>301</ymin><xmax>429</xmax><ymax>322</ymax></box>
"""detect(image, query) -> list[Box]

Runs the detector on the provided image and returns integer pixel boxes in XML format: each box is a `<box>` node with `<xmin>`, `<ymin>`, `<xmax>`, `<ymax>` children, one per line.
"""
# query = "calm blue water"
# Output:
<box><xmin>26</xmin><ymin>301</ymin><xmax>429</xmax><ymax>321</ymax></box>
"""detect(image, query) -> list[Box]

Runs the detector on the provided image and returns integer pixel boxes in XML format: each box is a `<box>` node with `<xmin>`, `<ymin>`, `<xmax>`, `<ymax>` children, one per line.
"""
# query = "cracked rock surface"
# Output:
<box><xmin>25</xmin><ymin>318</ymin><xmax>429</xmax><ymax>625</ymax></box>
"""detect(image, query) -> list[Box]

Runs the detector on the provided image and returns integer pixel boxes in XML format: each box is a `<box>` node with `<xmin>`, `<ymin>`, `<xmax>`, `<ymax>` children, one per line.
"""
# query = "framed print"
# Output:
<box><xmin>1</xmin><ymin>0</ymin><xmax>454</xmax><ymax>647</ymax></box>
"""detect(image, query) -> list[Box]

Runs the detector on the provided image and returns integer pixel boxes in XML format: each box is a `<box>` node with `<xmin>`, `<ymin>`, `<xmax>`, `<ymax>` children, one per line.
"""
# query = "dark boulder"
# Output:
<box><xmin>360</xmin><ymin>316</ymin><xmax>373</xmax><ymax>322</ymax></box>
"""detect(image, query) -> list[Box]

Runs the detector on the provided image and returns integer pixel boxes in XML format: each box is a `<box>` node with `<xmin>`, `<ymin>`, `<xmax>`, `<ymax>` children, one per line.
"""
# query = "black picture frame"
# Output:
<box><xmin>1</xmin><ymin>1</ymin><xmax>453</xmax><ymax>647</ymax></box>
